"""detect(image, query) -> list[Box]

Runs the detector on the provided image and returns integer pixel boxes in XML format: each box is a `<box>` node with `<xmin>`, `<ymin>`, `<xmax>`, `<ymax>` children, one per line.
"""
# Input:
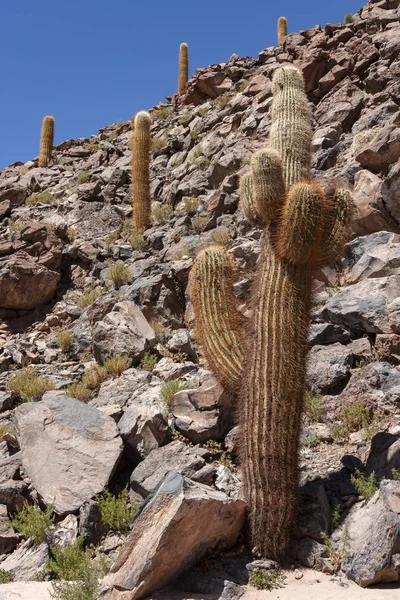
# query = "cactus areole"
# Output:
<box><xmin>189</xmin><ymin>65</ymin><xmax>353</xmax><ymax>560</ymax></box>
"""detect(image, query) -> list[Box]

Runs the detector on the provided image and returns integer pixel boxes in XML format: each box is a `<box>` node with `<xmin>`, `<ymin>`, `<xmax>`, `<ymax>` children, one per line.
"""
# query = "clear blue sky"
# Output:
<box><xmin>1</xmin><ymin>0</ymin><xmax>363</xmax><ymax>170</ymax></box>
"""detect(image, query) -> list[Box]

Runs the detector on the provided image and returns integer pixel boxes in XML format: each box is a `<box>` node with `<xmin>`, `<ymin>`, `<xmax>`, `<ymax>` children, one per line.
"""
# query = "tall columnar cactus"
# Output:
<box><xmin>189</xmin><ymin>65</ymin><xmax>353</xmax><ymax>560</ymax></box>
<box><xmin>38</xmin><ymin>115</ymin><xmax>54</xmax><ymax>167</ymax></box>
<box><xmin>132</xmin><ymin>111</ymin><xmax>152</xmax><ymax>231</ymax></box>
<box><xmin>178</xmin><ymin>43</ymin><xmax>189</xmax><ymax>96</ymax></box>
<box><xmin>277</xmin><ymin>16</ymin><xmax>288</xmax><ymax>45</ymax></box>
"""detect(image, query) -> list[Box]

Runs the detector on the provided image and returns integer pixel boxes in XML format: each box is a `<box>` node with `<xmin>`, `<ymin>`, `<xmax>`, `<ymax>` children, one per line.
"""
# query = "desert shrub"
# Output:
<box><xmin>351</xmin><ymin>470</ymin><xmax>378</xmax><ymax>499</ymax></box>
<box><xmin>67</xmin><ymin>228</ymin><xmax>76</xmax><ymax>242</ymax></box>
<box><xmin>140</xmin><ymin>352</ymin><xmax>157</xmax><ymax>371</ymax></box>
<box><xmin>183</xmin><ymin>197</ymin><xmax>199</xmax><ymax>214</ymax></box>
<box><xmin>96</xmin><ymin>488</ymin><xmax>136</xmax><ymax>532</ymax></box>
<box><xmin>82</xmin><ymin>364</ymin><xmax>108</xmax><ymax>390</ymax></box>
<box><xmin>156</xmin><ymin>106</ymin><xmax>173</xmax><ymax>119</ymax></box>
<box><xmin>0</xmin><ymin>423</ymin><xmax>14</xmax><ymax>442</ymax></box>
<box><xmin>209</xmin><ymin>227</ymin><xmax>230</xmax><ymax>246</ymax></box>
<box><xmin>8</xmin><ymin>367</ymin><xmax>54</xmax><ymax>402</ymax></box>
<box><xmin>151</xmin><ymin>205</ymin><xmax>172</xmax><ymax>225</ymax></box>
<box><xmin>77</xmin><ymin>287</ymin><xmax>103</xmax><ymax>309</ymax></box>
<box><xmin>151</xmin><ymin>137</ymin><xmax>168</xmax><ymax>150</ymax></box>
<box><xmin>66</xmin><ymin>383</ymin><xmax>92</xmax><ymax>403</ymax></box>
<box><xmin>190</xmin><ymin>126</ymin><xmax>201</xmax><ymax>140</ymax></box>
<box><xmin>106</xmin><ymin>262</ymin><xmax>132</xmax><ymax>288</ymax></box>
<box><xmin>0</xmin><ymin>569</ymin><xmax>14</xmax><ymax>583</ymax></box>
<box><xmin>76</xmin><ymin>172</ymin><xmax>92</xmax><ymax>185</ymax></box>
<box><xmin>332</xmin><ymin>401</ymin><xmax>376</xmax><ymax>441</ymax></box>
<box><xmin>49</xmin><ymin>547</ymin><xmax>108</xmax><ymax>600</ymax></box>
<box><xmin>150</xmin><ymin>319</ymin><xmax>168</xmax><ymax>336</ymax></box>
<box><xmin>303</xmin><ymin>391</ymin><xmax>323</xmax><ymax>423</ymax></box>
<box><xmin>344</xmin><ymin>13</ymin><xmax>353</xmax><ymax>24</ymax></box>
<box><xmin>198</xmin><ymin>105</ymin><xmax>210</xmax><ymax>116</ymax></box>
<box><xmin>47</xmin><ymin>538</ymin><xmax>91</xmax><ymax>581</ymax></box>
<box><xmin>26</xmin><ymin>192</ymin><xmax>55</xmax><ymax>206</ymax></box>
<box><xmin>129</xmin><ymin>231</ymin><xmax>146</xmax><ymax>251</ymax></box>
<box><xmin>236</xmin><ymin>79</ymin><xmax>249</xmax><ymax>93</ymax></box>
<box><xmin>104</xmin><ymin>355</ymin><xmax>131</xmax><ymax>377</ymax></box>
<box><xmin>213</xmin><ymin>94</ymin><xmax>230</xmax><ymax>109</ymax></box>
<box><xmin>10</xmin><ymin>502</ymin><xmax>54</xmax><ymax>544</ymax></box>
<box><xmin>56</xmin><ymin>332</ymin><xmax>74</xmax><ymax>354</ymax></box>
<box><xmin>192</xmin><ymin>216</ymin><xmax>209</xmax><ymax>232</ymax></box>
<box><xmin>160</xmin><ymin>380</ymin><xmax>188</xmax><ymax>406</ymax></box>
<box><xmin>249</xmin><ymin>569</ymin><xmax>286</xmax><ymax>591</ymax></box>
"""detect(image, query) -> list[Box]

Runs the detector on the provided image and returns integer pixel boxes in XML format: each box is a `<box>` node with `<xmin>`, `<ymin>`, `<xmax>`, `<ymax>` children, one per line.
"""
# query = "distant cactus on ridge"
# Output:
<box><xmin>178</xmin><ymin>43</ymin><xmax>189</xmax><ymax>96</ymax></box>
<box><xmin>131</xmin><ymin>111</ymin><xmax>152</xmax><ymax>232</ymax></box>
<box><xmin>277</xmin><ymin>16</ymin><xmax>288</xmax><ymax>45</ymax></box>
<box><xmin>38</xmin><ymin>115</ymin><xmax>54</xmax><ymax>168</ymax></box>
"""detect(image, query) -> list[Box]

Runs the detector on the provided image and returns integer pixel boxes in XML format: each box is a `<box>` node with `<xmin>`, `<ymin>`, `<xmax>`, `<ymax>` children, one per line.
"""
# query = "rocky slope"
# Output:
<box><xmin>0</xmin><ymin>0</ymin><xmax>400</xmax><ymax>596</ymax></box>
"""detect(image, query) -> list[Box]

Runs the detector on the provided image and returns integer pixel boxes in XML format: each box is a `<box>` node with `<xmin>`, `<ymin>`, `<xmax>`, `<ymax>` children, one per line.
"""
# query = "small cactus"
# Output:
<box><xmin>38</xmin><ymin>115</ymin><xmax>54</xmax><ymax>168</ymax></box>
<box><xmin>131</xmin><ymin>111</ymin><xmax>152</xmax><ymax>231</ymax></box>
<box><xmin>277</xmin><ymin>16</ymin><xmax>288</xmax><ymax>45</ymax></box>
<box><xmin>178</xmin><ymin>43</ymin><xmax>189</xmax><ymax>96</ymax></box>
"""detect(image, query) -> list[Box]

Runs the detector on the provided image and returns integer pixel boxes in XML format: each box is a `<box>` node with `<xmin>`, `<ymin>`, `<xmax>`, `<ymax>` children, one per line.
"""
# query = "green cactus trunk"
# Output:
<box><xmin>38</xmin><ymin>115</ymin><xmax>54</xmax><ymax>168</ymax></box>
<box><xmin>132</xmin><ymin>111</ymin><xmax>151</xmax><ymax>232</ymax></box>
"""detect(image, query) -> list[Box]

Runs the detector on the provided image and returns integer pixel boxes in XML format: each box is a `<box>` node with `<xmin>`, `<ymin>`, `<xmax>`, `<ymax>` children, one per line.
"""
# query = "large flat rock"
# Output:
<box><xmin>13</xmin><ymin>394</ymin><xmax>123</xmax><ymax>514</ymax></box>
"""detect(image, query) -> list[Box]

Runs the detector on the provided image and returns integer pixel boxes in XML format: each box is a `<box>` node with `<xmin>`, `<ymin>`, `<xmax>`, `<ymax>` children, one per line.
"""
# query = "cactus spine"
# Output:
<box><xmin>189</xmin><ymin>65</ymin><xmax>353</xmax><ymax>560</ymax></box>
<box><xmin>178</xmin><ymin>43</ymin><xmax>189</xmax><ymax>96</ymax></box>
<box><xmin>132</xmin><ymin>111</ymin><xmax>152</xmax><ymax>231</ymax></box>
<box><xmin>277</xmin><ymin>16</ymin><xmax>288</xmax><ymax>45</ymax></box>
<box><xmin>38</xmin><ymin>115</ymin><xmax>54</xmax><ymax>167</ymax></box>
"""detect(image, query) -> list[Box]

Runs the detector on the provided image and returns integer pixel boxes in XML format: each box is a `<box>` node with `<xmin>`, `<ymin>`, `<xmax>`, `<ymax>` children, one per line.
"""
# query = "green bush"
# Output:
<box><xmin>66</xmin><ymin>382</ymin><xmax>92</xmax><ymax>403</ymax></box>
<box><xmin>303</xmin><ymin>391</ymin><xmax>323</xmax><ymax>423</ymax></box>
<box><xmin>129</xmin><ymin>231</ymin><xmax>146</xmax><ymax>251</ymax></box>
<box><xmin>10</xmin><ymin>502</ymin><xmax>54</xmax><ymax>544</ymax></box>
<box><xmin>47</xmin><ymin>539</ymin><xmax>91</xmax><ymax>581</ymax></box>
<box><xmin>77</xmin><ymin>287</ymin><xmax>103</xmax><ymax>310</ymax></box>
<box><xmin>82</xmin><ymin>364</ymin><xmax>108</xmax><ymax>390</ymax></box>
<box><xmin>392</xmin><ymin>468</ymin><xmax>400</xmax><ymax>481</ymax></box>
<box><xmin>0</xmin><ymin>423</ymin><xmax>14</xmax><ymax>442</ymax></box>
<box><xmin>96</xmin><ymin>488</ymin><xmax>136</xmax><ymax>532</ymax></box>
<box><xmin>344</xmin><ymin>13</ymin><xmax>353</xmax><ymax>24</ymax></box>
<box><xmin>104</xmin><ymin>355</ymin><xmax>132</xmax><ymax>377</ymax></box>
<box><xmin>106</xmin><ymin>262</ymin><xmax>132</xmax><ymax>289</ymax></box>
<box><xmin>140</xmin><ymin>352</ymin><xmax>157</xmax><ymax>371</ymax></box>
<box><xmin>209</xmin><ymin>227</ymin><xmax>230</xmax><ymax>246</ymax></box>
<box><xmin>56</xmin><ymin>332</ymin><xmax>74</xmax><ymax>354</ymax></box>
<box><xmin>50</xmin><ymin>550</ymin><xmax>108</xmax><ymax>600</ymax></box>
<box><xmin>76</xmin><ymin>173</ymin><xmax>92</xmax><ymax>185</ymax></box>
<box><xmin>183</xmin><ymin>197</ymin><xmax>199</xmax><ymax>214</ymax></box>
<box><xmin>351</xmin><ymin>470</ymin><xmax>378</xmax><ymax>499</ymax></box>
<box><xmin>151</xmin><ymin>205</ymin><xmax>172</xmax><ymax>225</ymax></box>
<box><xmin>8</xmin><ymin>367</ymin><xmax>54</xmax><ymax>402</ymax></box>
<box><xmin>151</xmin><ymin>137</ymin><xmax>168</xmax><ymax>150</ymax></box>
<box><xmin>213</xmin><ymin>94</ymin><xmax>230</xmax><ymax>109</ymax></box>
<box><xmin>156</xmin><ymin>106</ymin><xmax>173</xmax><ymax>119</ymax></box>
<box><xmin>160</xmin><ymin>380</ymin><xmax>188</xmax><ymax>406</ymax></box>
<box><xmin>249</xmin><ymin>569</ymin><xmax>286</xmax><ymax>591</ymax></box>
<box><xmin>26</xmin><ymin>192</ymin><xmax>55</xmax><ymax>206</ymax></box>
<box><xmin>0</xmin><ymin>569</ymin><xmax>14</xmax><ymax>583</ymax></box>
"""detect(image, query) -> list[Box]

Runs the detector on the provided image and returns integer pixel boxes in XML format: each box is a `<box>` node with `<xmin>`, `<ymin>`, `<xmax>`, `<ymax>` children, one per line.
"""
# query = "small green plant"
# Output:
<box><xmin>8</xmin><ymin>367</ymin><xmax>54</xmax><ymax>402</ymax></box>
<box><xmin>249</xmin><ymin>569</ymin><xmax>286</xmax><ymax>591</ymax></box>
<box><xmin>77</xmin><ymin>287</ymin><xmax>103</xmax><ymax>309</ymax></box>
<box><xmin>209</xmin><ymin>227</ymin><xmax>230</xmax><ymax>246</ymax></box>
<box><xmin>190</xmin><ymin>126</ymin><xmax>201</xmax><ymax>140</ymax></box>
<box><xmin>47</xmin><ymin>539</ymin><xmax>91</xmax><ymax>581</ymax></box>
<box><xmin>351</xmin><ymin>470</ymin><xmax>378</xmax><ymax>499</ymax></box>
<box><xmin>156</xmin><ymin>106</ymin><xmax>173</xmax><ymax>119</ymax></box>
<box><xmin>67</xmin><ymin>227</ymin><xmax>76</xmax><ymax>242</ymax></box>
<box><xmin>151</xmin><ymin>137</ymin><xmax>168</xmax><ymax>150</ymax></box>
<box><xmin>76</xmin><ymin>172</ymin><xmax>92</xmax><ymax>185</ymax></box>
<box><xmin>219</xmin><ymin>452</ymin><xmax>235</xmax><ymax>471</ymax></box>
<box><xmin>104</xmin><ymin>355</ymin><xmax>132</xmax><ymax>376</ymax></box>
<box><xmin>190</xmin><ymin>146</ymin><xmax>203</xmax><ymax>162</ymax></box>
<box><xmin>129</xmin><ymin>231</ymin><xmax>146</xmax><ymax>251</ymax></box>
<box><xmin>195</xmin><ymin>156</ymin><xmax>210</xmax><ymax>171</ymax></box>
<box><xmin>172</xmin><ymin>157</ymin><xmax>184</xmax><ymax>169</ymax></box>
<box><xmin>150</xmin><ymin>319</ymin><xmax>168</xmax><ymax>336</ymax></box>
<box><xmin>26</xmin><ymin>192</ymin><xmax>55</xmax><ymax>206</ymax></box>
<box><xmin>0</xmin><ymin>569</ymin><xmax>14</xmax><ymax>583</ymax></box>
<box><xmin>106</xmin><ymin>261</ymin><xmax>132</xmax><ymax>289</ymax></box>
<box><xmin>192</xmin><ymin>216</ymin><xmax>209</xmax><ymax>232</ymax></box>
<box><xmin>240</xmin><ymin>158</ymin><xmax>250</xmax><ymax>167</ymax></box>
<box><xmin>66</xmin><ymin>382</ymin><xmax>92</xmax><ymax>403</ymax></box>
<box><xmin>56</xmin><ymin>332</ymin><xmax>74</xmax><ymax>354</ymax></box>
<box><xmin>160</xmin><ymin>380</ymin><xmax>188</xmax><ymax>406</ymax></box>
<box><xmin>331</xmin><ymin>503</ymin><xmax>341</xmax><ymax>530</ymax></box>
<box><xmin>213</xmin><ymin>94</ymin><xmax>230</xmax><ymax>109</ymax></box>
<box><xmin>332</xmin><ymin>401</ymin><xmax>375</xmax><ymax>441</ymax></box>
<box><xmin>10</xmin><ymin>502</ymin><xmax>54</xmax><ymax>544</ymax></box>
<box><xmin>49</xmin><ymin>550</ymin><xmax>108</xmax><ymax>600</ymax></box>
<box><xmin>9</xmin><ymin>221</ymin><xmax>26</xmax><ymax>234</ymax></box>
<box><xmin>236</xmin><ymin>79</ymin><xmax>249</xmax><ymax>93</ymax></box>
<box><xmin>303</xmin><ymin>391</ymin><xmax>323</xmax><ymax>423</ymax></box>
<box><xmin>82</xmin><ymin>364</ymin><xmax>108</xmax><ymax>390</ymax></box>
<box><xmin>140</xmin><ymin>352</ymin><xmax>157</xmax><ymax>371</ymax></box>
<box><xmin>392</xmin><ymin>468</ymin><xmax>400</xmax><ymax>481</ymax></box>
<box><xmin>344</xmin><ymin>13</ymin><xmax>353</xmax><ymax>24</ymax></box>
<box><xmin>96</xmin><ymin>488</ymin><xmax>136</xmax><ymax>532</ymax></box>
<box><xmin>198</xmin><ymin>105</ymin><xmax>210</xmax><ymax>116</ymax></box>
<box><xmin>0</xmin><ymin>423</ymin><xmax>14</xmax><ymax>442</ymax></box>
<box><xmin>183</xmin><ymin>197</ymin><xmax>199</xmax><ymax>214</ymax></box>
<box><xmin>84</xmin><ymin>142</ymin><xmax>100</xmax><ymax>152</ymax></box>
<box><xmin>151</xmin><ymin>204</ymin><xmax>172</xmax><ymax>225</ymax></box>
<box><xmin>321</xmin><ymin>527</ymin><xmax>350</xmax><ymax>570</ymax></box>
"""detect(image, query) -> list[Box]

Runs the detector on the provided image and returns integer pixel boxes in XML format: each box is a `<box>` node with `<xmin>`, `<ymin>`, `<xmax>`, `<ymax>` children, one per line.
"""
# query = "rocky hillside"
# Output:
<box><xmin>0</xmin><ymin>0</ymin><xmax>400</xmax><ymax>597</ymax></box>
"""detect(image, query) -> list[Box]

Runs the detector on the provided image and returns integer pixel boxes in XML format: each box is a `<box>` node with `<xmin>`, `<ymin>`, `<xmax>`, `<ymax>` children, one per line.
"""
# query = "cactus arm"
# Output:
<box><xmin>189</xmin><ymin>245</ymin><xmax>243</xmax><ymax>388</ymax></box>
<box><xmin>313</xmin><ymin>188</ymin><xmax>354</xmax><ymax>267</ymax></box>
<box><xmin>178</xmin><ymin>43</ymin><xmax>189</xmax><ymax>96</ymax></box>
<box><xmin>251</xmin><ymin>149</ymin><xmax>286</xmax><ymax>222</ymax></box>
<box><xmin>38</xmin><ymin>115</ymin><xmax>54</xmax><ymax>168</ymax></box>
<box><xmin>239</xmin><ymin>172</ymin><xmax>264</xmax><ymax>227</ymax></box>
<box><xmin>132</xmin><ymin>111</ymin><xmax>152</xmax><ymax>232</ymax></box>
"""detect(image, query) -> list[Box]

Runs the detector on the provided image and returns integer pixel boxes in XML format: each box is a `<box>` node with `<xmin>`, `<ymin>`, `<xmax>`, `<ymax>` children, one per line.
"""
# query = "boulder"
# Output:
<box><xmin>0</xmin><ymin>253</ymin><xmax>60</xmax><ymax>310</ymax></box>
<box><xmin>308</xmin><ymin>323</ymin><xmax>351</xmax><ymax>346</ymax></box>
<box><xmin>92</xmin><ymin>301</ymin><xmax>156</xmax><ymax>365</ymax></box>
<box><xmin>118</xmin><ymin>385</ymin><xmax>170</xmax><ymax>462</ymax></box>
<box><xmin>322</xmin><ymin>276</ymin><xmax>400</xmax><ymax>334</ymax></box>
<box><xmin>99</xmin><ymin>472</ymin><xmax>246</xmax><ymax>600</ymax></box>
<box><xmin>355</xmin><ymin>125</ymin><xmax>400</xmax><ymax>172</ymax></box>
<box><xmin>334</xmin><ymin>480</ymin><xmax>400</xmax><ymax>587</ymax></box>
<box><xmin>364</xmin><ymin>431</ymin><xmax>400</xmax><ymax>480</ymax></box>
<box><xmin>0</xmin><ymin>503</ymin><xmax>19</xmax><ymax>554</ymax></box>
<box><xmin>343</xmin><ymin>232</ymin><xmax>400</xmax><ymax>283</ymax></box>
<box><xmin>130</xmin><ymin>441</ymin><xmax>211</xmax><ymax>497</ymax></box>
<box><xmin>13</xmin><ymin>394</ymin><xmax>123</xmax><ymax>514</ymax></box>
<box><xmin>351</xmin><ymin>170</ymin><xmax>396</xmax><ymax>236</ymax></box>
<box><xmin>0</xmin><ymin>539</ymin><xmax>48</xmax><ymax>581</ymax></box>
<box><xmin>92</xmin><ymin>368</ymin><xmax>150</xmax><ymax>409</ymax></box>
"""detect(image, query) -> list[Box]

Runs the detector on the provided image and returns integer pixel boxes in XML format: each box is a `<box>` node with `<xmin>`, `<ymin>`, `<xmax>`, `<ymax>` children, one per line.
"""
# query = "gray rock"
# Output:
<box><xmin>92</xmin><ymin>368</ymin><xmax>150</xmax><ymax>408</ymax></box>
<box><xmin>306</xmin><ymin>343</ymin><xmax>354</xmax><ymax>395</ymax></box>
<box><xmin>0</xmin><ymin>503</ymin><xmax>19</xmax><ymax>554</ymax></box>
<box><xmin>13</xmin><ymin>394</ymin><xmax>123</xmax><ymax>514</ymax></box>
<box><xmin>308</xmin><ymin>323</ymin><xmax>351</xmax><ymax>346</ymax></box>
<box><xmin>291</xmin><ymin>536</ymin><xmax>329</xmax><ymax>568</ymax></box>
<box><xmin>92</xmin><ymin>301</ymin><xmax>156</xmax><ymax>365</ymax></box>
<box><xmin>322</xmin><ymin>276</ymin><xmax>400</xmax><ymax>334</ymax></box>
<box><xmin>365</xmin><ymin>431</ymin><xmax>400</xmax><ymax>480</ymax></box>
<box><xmin>334</xmin><ymin>480</ymin><xmax>400</xmax><ymax>587</ymax></box>
<box><xmin>118</xmin><ymin>384</ymin><xmax>170</xmax><ymax>462</ymax></box>
<box><xmin>79</xmin><ymin>500</ymin><xmax>106</xmax><ymax>547</ymax></box>
<box><xmin>46</xmin><ymin>514</ymin><xmax>78</xmax><ymax>548</ymax></box>
<box><xmin>0</xmin><ymin>539</ymin><xmax>48</xmax><ymax>581</ymax></box>
<box><xmin>99</xmin><ymin>472</ymin><xmax>246</xmax><ymax>600</ymax></box>
<box><xmin>343</xmin><ymin>232</ymin><xmax>400</xmax><ymax>284</ymax></box>
<box><xmin>130</xmin><ymin>441</ymin><xmax>211</xmax><ymax>497</ymax></box>
<box><xmin>166</xmin><ymin>329</ymin><xmax>196</xmax><ymax>360</ymax></box>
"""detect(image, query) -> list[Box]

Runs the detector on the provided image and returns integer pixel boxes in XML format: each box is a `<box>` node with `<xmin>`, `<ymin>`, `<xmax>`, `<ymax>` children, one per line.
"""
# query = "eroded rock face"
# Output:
<box><xmin>13</xmin><ymin>393</ymin><xmax>123</xmax><ymax>514</ymax></box>
<box><xmin>99</xmin><ymin>472</ymin><xmax>246</xmax><ymax>600</ymax></box>
<box><xmin>334</xmin><ymin>480</ymin><xmax>400</xmax><ymax>587</ymax></box>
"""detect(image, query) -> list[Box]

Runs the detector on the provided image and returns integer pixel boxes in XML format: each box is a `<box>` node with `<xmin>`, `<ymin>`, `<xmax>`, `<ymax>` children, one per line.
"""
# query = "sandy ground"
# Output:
<box><xmin>0</xmin><ymin>571</ymin><xmax>399</xmax><ymax>600</ymax></box>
